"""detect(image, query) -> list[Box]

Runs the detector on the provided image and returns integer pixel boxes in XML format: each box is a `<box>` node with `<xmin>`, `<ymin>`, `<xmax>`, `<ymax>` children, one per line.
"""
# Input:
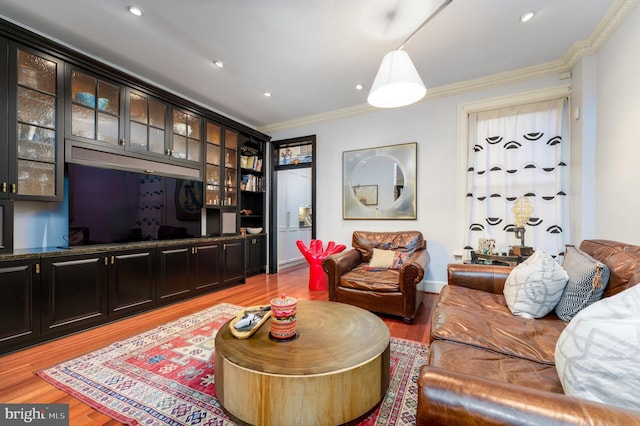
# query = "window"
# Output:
<box><xmin>457</xmin><ymin>87</ymin><xmax>570</xmax><ymax>257</ymax></box>
<box><xmin>277</xmin><ymin>143</ymin><xmax>312</xmax><ymax>167</ymax></box>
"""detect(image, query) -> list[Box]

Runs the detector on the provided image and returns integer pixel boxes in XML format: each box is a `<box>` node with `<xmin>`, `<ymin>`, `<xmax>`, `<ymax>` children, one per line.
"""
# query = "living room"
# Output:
<box><xmin>2</xmin><ymin>1</ymin><xmax>639</xmax><ymax>289</ymax></box>
<box><xmin>1</xmin><ymin>1</ymin><xmax>639</xmax><ymax>425</ymax></box>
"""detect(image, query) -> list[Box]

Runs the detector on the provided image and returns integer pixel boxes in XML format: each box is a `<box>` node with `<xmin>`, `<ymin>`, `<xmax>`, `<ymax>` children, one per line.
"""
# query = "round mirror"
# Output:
<box><xmin>350</xmin><ymin>156</ymin><xmax>404</xmax><ymax>208</ymax></box>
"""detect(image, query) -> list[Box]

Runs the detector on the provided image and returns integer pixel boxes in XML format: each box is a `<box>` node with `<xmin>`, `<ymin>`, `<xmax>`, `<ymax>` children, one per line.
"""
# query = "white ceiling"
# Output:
<box><xmin>0</xmin><ymin>0</ymin><xmax>625</xmax><ymax>130</ymax></box>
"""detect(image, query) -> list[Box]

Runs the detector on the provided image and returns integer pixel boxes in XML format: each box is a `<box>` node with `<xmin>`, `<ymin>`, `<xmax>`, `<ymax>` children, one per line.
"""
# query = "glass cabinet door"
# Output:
<box><xmin>69</xmin><ymin>69</ymin><xmax>121</xmax><ymax>146</ymax></box>
<box><xmin>205</xmin><ymin>121</ymin><xmax>221</xmax><ymax>206</ymax></box>
<box><xmin>128</xmin><ymin>90</ymin><xmax>168</xmax><ymax>155</ymax></box>
<box><xmin>13</xmin><ymin>46</ymin><xmax>63</xmax><ymax>199</ymax></box>
<box><xmin>224</xmin><ymin>129</ymin><xmax>237</xmax><ymax>207</ymax></box>
<box><xmin>171</xmin><ymin>108</ymin><xmax>201</xmax><ymax>162</ymax></box>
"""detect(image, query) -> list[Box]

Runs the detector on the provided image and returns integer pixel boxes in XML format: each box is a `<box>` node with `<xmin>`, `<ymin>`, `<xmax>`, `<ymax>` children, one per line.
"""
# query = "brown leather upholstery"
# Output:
<box><xmin>322</xmin><ymin>230</ymin><xmax>429</xmax><ymax>322</ymax></box>
<box><xmin>418</xmin><ymin>239</ymin><xmax>640</xmax><ymax>425</ymax></box>
<box><xmin>417</xmin><ymin>366</ymin><xmax>640</xmax><ymax>426</ymax></box>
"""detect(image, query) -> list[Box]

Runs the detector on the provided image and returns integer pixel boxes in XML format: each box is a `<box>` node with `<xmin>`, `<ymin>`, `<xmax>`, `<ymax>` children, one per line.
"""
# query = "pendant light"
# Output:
<box><xmin>367</xmin><ymin>0</ymin><xmax>452</xmax><ymax>108</ymax></box>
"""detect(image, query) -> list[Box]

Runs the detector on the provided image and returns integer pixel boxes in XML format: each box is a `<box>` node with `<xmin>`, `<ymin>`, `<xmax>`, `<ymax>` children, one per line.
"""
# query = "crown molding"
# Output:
<box><xmin>257</xmin><ymin>59</ymin><xmax>569</xmax><ymax>134</ymax></box>
<box><xmin>259</xmin><ymin>0</ymin><xmax>639</xmax><ymax>135</ymax></box>
<box><xmin>562</xmin><ymin>0</ymin><xmax>639</xmax><ymax>67</ymax></box>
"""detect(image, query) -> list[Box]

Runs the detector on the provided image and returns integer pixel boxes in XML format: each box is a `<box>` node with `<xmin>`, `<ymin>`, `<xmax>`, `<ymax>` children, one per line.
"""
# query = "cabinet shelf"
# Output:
<box><xmin>239</xmin><ymin>140</ymin><xmax>265</xmax><ymax>237</ymax></box>
<box><xmin>240</xmin><ymin>167</ymin><xmax>262</xmax><ymax>175</ymax></box>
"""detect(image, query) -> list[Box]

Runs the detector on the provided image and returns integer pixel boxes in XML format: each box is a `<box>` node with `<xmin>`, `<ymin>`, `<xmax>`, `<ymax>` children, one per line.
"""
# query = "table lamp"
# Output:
<box><xmin>512</xmin><ymin>197</ymin><xmax>534</xmax><ymax>256</ymax></box>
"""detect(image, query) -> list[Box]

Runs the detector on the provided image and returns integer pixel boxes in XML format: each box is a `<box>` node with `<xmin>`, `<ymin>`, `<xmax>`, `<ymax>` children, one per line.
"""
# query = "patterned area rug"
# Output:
<box><xmin>37</xmin><ymin>303</ymin><xmax>429</xmax><ymax>425</ymax></box>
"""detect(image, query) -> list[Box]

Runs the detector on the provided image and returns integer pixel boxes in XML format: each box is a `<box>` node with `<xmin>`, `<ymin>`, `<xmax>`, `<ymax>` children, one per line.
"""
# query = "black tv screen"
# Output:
<box><xmin>67</xmin><ymin>164</ymin><xmax>203</xmax><ymax>246</ymax></box>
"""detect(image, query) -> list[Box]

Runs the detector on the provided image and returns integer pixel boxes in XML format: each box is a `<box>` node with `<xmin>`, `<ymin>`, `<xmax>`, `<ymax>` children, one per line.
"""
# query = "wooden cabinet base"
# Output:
<box><xmin>214</xmin><ymin>300</ymin><xmax>390</xmax><ymax>426</ymax></box>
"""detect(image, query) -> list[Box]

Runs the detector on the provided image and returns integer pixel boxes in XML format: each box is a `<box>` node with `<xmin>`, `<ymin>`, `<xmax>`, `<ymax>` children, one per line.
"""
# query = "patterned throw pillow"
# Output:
<box><xmin>503</xmin><ymin>250</ymin><xmax>568</xmax><ymax>319</ymax></box>
<box><xmin>554</xmin><ymin>245</ymin><xmax>610</xmax><ymax>322</ymax></box>
<box><xmin>555</xmin><ymin>285</ymin><xmax>640</xmax><ymax>409</ymax></box>
<box><xmin>392</xmin><ymin>250</ymin><xmax>414</xmax><ymax>269</ymax></box>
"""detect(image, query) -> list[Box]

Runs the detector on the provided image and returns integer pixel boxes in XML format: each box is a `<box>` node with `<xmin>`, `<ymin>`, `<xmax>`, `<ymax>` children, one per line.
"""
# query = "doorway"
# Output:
<box><xmin>269</xmin><ymin>136</ymin><xmax>316</xmax><ymax>273</ymax></box>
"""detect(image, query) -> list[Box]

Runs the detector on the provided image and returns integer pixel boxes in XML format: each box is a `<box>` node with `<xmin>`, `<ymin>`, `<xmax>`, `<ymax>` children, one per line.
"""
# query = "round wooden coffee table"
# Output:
<box><xmin>214</xmin><ymin>300</ymin><xmax>390</xmax><ymax>426</ymax></box>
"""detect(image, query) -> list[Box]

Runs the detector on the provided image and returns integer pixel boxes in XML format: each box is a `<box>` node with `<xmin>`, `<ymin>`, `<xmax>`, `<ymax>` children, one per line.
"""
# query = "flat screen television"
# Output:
<box><xmin>67</xmin><ymin>163</ymin><xmax>203</xmax><ymax>246</ymax></box>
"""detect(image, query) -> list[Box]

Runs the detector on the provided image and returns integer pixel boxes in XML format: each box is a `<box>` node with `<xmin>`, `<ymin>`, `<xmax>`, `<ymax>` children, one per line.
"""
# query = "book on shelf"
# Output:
<box><xmin>241</xmin><ymin>174</ymin><xmax>264</xmax><ymax>192</ymax></box>
<box><xmin>240</xmin><ymin>155</ymin><xmax>262</xmax><ymax>172</ymax></box>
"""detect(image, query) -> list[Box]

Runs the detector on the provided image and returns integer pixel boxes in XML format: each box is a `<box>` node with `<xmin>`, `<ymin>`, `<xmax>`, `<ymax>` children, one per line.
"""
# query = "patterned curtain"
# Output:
<box><xmin>136</xmin><ymin>174</ymin><xmax>166</xmax><ymax>240</ymax></box>
<box><xmin>465</xmin><ymin>98</ymin><xmax>569</xmax><ymax>257</ymax></box>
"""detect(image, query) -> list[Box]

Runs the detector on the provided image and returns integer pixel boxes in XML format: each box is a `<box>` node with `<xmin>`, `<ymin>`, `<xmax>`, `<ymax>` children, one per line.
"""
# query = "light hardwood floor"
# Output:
<box><xmin>0</xmin><ymin>264</ymin><xmax>437</xmax><ymax>425</ymax></box>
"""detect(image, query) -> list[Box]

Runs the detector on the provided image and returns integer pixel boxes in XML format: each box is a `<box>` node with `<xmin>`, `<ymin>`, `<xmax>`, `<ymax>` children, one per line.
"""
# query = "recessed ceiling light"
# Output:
<box><xmin>213</xmin><ymin>60</ymin><xmax>224</xmax><ymax>68</ymax></box>
<box><xmin>128</xmin><ymin>6</ymin><xmax>143</xmax><ymax>16</ymax></box>
<box><xmin>355</xmin><ymin>84</ymin><xmax>364</xmax><ymax>91</ymax></box>
<box><xmin>520</xmin><ymin>11</ymin><xmax>535</xmax><ymax>23</ymax></box>
<box><xmin>263</xmin><ymin>92</ymin><xmax>272</xmax><ymax>98</ymax></box>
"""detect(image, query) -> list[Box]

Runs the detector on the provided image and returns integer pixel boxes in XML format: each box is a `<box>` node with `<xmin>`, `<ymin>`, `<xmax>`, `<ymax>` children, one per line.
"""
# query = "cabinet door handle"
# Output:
<box><xmin>35</xmin><ymin>263</ymin><xmax>40</xmax><ymax>274</ymax></box>
<box><xmin>119</xmin><ymin>138</ymin><xmax>126</xmax><ymax>146</ymax></box>
<box><xmin>10</xmin><ymin>183</ymin><xmax>16</xmax><ymax>193</ymax></box>
<box><xmin>111</xmin><ymin>256</ymin><xmax>115</xmax><ymax>265</ymax></box>
<box><xmin>1</xmin><ymin>182</ymin><xmax>6</xmax><ymax>192</ymax></box>
<box><xmin>104</xmin><ymin>257</ymin><xmax>108</xmax><ymax>266</ymax></box>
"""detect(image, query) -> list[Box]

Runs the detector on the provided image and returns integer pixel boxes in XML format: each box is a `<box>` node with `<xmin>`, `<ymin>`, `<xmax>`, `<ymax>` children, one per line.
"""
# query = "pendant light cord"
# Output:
<box><xmin>398</xmin><ymin>0</ymin><xmax>453</xmax><ymax>50</ymax></box>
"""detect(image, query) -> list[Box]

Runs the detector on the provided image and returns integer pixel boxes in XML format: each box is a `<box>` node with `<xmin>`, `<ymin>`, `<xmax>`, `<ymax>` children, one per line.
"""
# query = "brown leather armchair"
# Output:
<box><xmin>322</xmin><ymin>230</ymin><xmax>430</xmax><ymax>322</ymax></box>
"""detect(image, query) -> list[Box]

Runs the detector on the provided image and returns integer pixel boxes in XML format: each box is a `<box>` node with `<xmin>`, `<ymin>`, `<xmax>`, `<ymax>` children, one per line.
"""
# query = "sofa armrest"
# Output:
<box><xmin>417</xmin><ymin>366</ymin><xmax>640</xmax><ymax>426</ymax></box>
<box><xmin>322</xmin><ymin>248</ymin><xmax>362</xmax><ymax>300</ymax></box>
<box><xmin>447</xmin><ymin>263</ymin><xmax>513</xmax><ymax>294</ymax></box>
<box><xmin>398</xmin><ymin>249</ymin><xmax>430</xmax><ymax>292</ymax></box>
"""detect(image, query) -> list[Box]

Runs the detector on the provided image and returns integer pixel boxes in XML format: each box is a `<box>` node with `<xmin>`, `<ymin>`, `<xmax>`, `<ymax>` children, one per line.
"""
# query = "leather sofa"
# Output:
<box><xmin>417</xmin><ymin>239</ymin><xmax>640</xmax><ymax>425</ymax></box>
<box><xmin>322</xmin><ymin>230</ymin><xmax>429</xmax><ymax>322</ymax></box>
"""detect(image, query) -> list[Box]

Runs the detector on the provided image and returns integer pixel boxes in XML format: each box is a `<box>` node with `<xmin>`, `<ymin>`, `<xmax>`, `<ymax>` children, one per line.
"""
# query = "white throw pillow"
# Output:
<box><xmin>369</xmin><ymin>248</ymin><xmax>395</xmax><ymax>268</ymax></box>
<box><xmin>503</xmin><ymin>250</ymin><xmax>568</xmax><ymax>319</ymax></box>
<box><xmin>555</xmin><ymin>284</ymin><xmax>640</xmax><ymax>409</ymax></box>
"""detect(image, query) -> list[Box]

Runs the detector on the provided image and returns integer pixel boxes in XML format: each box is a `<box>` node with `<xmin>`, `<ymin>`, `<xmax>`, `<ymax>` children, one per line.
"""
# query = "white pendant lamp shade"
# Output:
<box><xmin>367</xmin><ymin>50</ymin><xmax>427</xmax><ymax>108</ymax></box>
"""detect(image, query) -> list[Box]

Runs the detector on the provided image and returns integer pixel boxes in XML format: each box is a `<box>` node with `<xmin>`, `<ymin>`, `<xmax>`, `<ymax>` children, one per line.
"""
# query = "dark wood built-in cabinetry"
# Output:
<box><xmin>108</xmin><ymin>248</ymin><xmax>156</xmax><ymax>317</ymax></box>
<box><xmin>0</xmin><ymin>18</ymin><xmax>272</xmax><ymax>354</ymax></box>
<box><xmin>40</xmin><ymin>253</ymin><xmax>109</xmax><ymax>337</ymax></box>
<box><xmin>245</xmin><ymin>235</ymin><xmax>266</xmax><ymax>276</ymax></box>
<box><xmin>39</xmin><ymin>247</ymin><xmax>156</xmax><ymax>336</ymax></box>
<box><xmin>205</xmin><ymin>123</ymin><xmax>246</xmax><ymax>236</ymax></box>
<box><xmin>0</xmin><ymin>236</ymin><xmax>245</xmax><ymax>355</ymax></box>
<box><xmin>240</xmin><ymin>140</ymin><xmax>266</xmax><ymax>229</ymax></box>
<box><xmin>64</xmin><ymin>66</ymin><xmax>204</xmax><ymax>181</ymax></box>
<box><xmin>0</xmin><ymin>258</ymin><xmax>40</xmax><ymax>350</ymax></box>
<box><xmin>1</xmin><ymin>41</ymin><xmax>64</xmax><ymax>204</ymax></box>
<box><xmin>192</xmin><ymin>241</ymin><xmax>222</xmax><ymax>293</ymax></box>
<box><xmin>157</xmin><ymin>243</ymin><xmax>193</xmax><ymax>303</ymax></box>
<box><xmin>240</xmin><ymin>139</ymin><xmax>267</xmax><ymax>276</ymax></box>
<box><xmin>222</xmin><ymin>239</ymin><xmax>245</xmax><ymax>284</ymax></box>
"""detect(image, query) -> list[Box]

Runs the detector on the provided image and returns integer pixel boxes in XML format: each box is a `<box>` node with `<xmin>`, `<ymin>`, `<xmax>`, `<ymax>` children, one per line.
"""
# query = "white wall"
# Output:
<box><xmin>568</xmin><ymin>54</ymin><xmax>598</xmax><ymax>244</ymax></box>
<box><xmin>270</xmin><ymin>75</ymin><xmax>564</xmax><ymax>287</ymax></box>
<box><xmin>594</xmin><ymin>4</ymin><xmax>640</xmax><ymax>241</ymax></box>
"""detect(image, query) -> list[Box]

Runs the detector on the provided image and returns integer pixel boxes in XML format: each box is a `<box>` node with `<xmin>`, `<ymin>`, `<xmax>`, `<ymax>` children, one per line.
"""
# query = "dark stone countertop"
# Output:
<box><xmin>0</xmin><ymin>233</ymin><xmax>266</xmax><ymax>262</ymax></box>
